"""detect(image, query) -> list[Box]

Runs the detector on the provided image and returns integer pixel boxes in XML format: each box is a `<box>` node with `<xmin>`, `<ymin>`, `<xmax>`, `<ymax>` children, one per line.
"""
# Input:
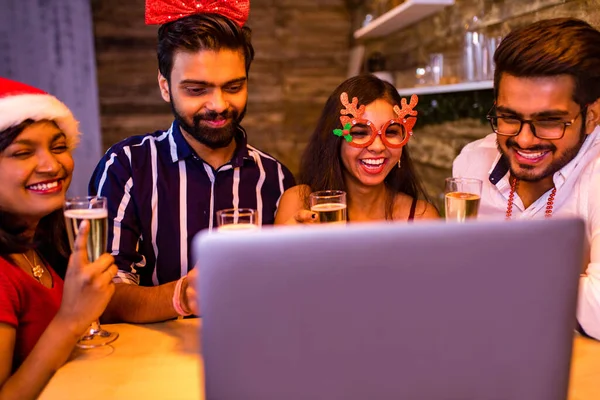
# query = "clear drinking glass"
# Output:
<box><xmin>444</xmin><ymin>178</ymin><xmax>483</xmax><ymax>222</ymax></box>
<box><xmin>429</xmin><ymin>53</ymin><xmax>444</xmax><ymax>85</ymax></box>
<box><xmin>216</xmin><ymin>208</ymin><xmax>260</xmax><ymax>232</ymax></box>
<box><xmin>64</xmin><ymin>196</ymin><xmax>119</xmax><ymax>348</ymax></box>
<box><xmin>309</xmin><ymin>190</ymin><xmax>347</xmax><ymax>224</ymax></box>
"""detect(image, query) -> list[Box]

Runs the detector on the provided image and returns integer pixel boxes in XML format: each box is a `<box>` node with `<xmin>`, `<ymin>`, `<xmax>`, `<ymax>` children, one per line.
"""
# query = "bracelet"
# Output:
<box><xmin>172</xmin><ymin>276</ymin><xmax>191</xmax><ymax>316</ymax></box>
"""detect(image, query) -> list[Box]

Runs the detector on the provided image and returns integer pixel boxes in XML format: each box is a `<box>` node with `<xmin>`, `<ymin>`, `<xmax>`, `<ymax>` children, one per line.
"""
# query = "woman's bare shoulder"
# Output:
<box><xmin>280</xmin><ymin>184</ymin><xmax>311</xmax><ymax>204</ymax></box>
<box><xmin>393</xmin><ymin>193</ymin><xmax>440</xmax><ymax>220</ymax></box>
<box><xmin>414</xmin><ymin>199</ymin><xmax>440</xmax><ymax>220</ymax></box>
<box><xmin>274</xmin><ymin>185</ymin><xmax>311</xmax><ymax>225</ymax></box>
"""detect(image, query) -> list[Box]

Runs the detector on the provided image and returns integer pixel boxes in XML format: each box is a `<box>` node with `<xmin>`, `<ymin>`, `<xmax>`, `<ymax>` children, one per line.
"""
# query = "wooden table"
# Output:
<box><xmin>569</xmin><ymin>333</ymin><xmax>600</xmax><ymax>400</ymax></box>
<box><xmin>41</xmin><ymin>319</ymin><xmax>600</xmax><ymax>399</ymax></box>
<box><xmin>40</xmin><ymin>319</ymin><xmax>203</xmax><ymax>400</ymax></box>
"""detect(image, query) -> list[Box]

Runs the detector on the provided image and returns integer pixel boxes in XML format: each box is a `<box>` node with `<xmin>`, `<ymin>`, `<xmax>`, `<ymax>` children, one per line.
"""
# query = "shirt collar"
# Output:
<box><xmin>488</xmin><ymin>153</ymin><xmax>508</xmax><ymax>186</ymax></box>
<box><xmin>169</xmin><ymin>120</ymin><xmax>255</xmax><ymax>167</ymax></box>
<box><xmin>554</xmin><ymin>127</ymin><xmax>600</xmax><ymax>185</ymax></box>
<box><xmin>488</xmin><ymin>126</ymin><xmax>600</xmax><ymax>188</ymax></box>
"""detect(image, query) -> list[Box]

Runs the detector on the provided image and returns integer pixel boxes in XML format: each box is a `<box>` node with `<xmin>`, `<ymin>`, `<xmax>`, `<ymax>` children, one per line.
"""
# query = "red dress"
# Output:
<box><xmin>0</xmin><ymin>257</ymin><xmax>64</xmax><ymax>371</ymax></box>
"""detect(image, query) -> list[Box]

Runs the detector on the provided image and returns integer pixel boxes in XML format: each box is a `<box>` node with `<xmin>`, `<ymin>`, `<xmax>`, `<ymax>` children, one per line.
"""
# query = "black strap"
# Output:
<box><xmin>408</xmin><ymin>197</ymin><xmax>418</xmax><ymax>221</ymax></box>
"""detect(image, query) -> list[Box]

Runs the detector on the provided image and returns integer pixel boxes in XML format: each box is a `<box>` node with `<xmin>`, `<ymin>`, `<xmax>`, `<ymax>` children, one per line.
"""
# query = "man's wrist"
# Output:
<box><xmin>172</xmin><ymin>276</ymin><xmax>191</xmax><ymax>316</ymax></box>
<box><xmin>179</xmin><ymin>276</ymin><xmax>192</xmax><ymax>315</ymax></box>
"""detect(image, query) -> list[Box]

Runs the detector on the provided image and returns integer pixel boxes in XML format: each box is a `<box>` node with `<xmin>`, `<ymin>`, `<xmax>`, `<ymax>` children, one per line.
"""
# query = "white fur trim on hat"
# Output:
<box><xmin>0</xmin><ymin>93</ymin><xmax>80</xmax><ymax>147</ymax></box>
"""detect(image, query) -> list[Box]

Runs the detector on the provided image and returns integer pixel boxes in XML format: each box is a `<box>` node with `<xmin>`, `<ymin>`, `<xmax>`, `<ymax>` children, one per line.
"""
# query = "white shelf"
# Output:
<box><xmin>397</xmin><ymin>80</ymin><xmax>493</xmax><ymax>96</ymax></box>
<box><xmin>354</xmin><ymin>0</ymin><xmax>455</xmax><ymax>40</ymax></box>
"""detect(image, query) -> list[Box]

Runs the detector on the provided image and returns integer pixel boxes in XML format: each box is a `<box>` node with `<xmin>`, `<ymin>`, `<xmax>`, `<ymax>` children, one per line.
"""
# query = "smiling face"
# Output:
<box><xmin>340</xmin><ymin>99</ymin><xmax>403</xmax><ymax>188</ymax></box>
<box><xmin>0</xmin><ymin>120</ymin><xmax>73</xmax><ymax>225</ymax></box>
<box><xmin>495</xmin><ymin>73</ymin><xmax>593</xmax><ymax>183</ymax></box>
<box><xmin>159</xmin><ymin>49</ymin><xmax>248</xmax><ymax>150</ymax></box>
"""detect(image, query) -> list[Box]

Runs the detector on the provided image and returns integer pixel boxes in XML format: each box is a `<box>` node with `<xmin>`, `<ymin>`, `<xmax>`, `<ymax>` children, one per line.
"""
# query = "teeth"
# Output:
<box><xmin>516</xmin><ymin>150</ymin><xmax>546</xmax><ymax>160</ymax></box>
<box><xmin>28</xmin><ymin>181</ymin><xmax>59</xmax><ymax>191</ymax></box>
<box><xmin>361</xmin><ymin>159</ymin><xmax>384</xmax><ymax>166</ymax></box>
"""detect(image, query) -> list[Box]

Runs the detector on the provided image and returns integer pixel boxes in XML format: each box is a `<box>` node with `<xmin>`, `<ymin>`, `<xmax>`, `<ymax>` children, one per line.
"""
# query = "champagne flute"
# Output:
<box><xmin>64</xmin><ymin>196</ymin><xmax>118</xmax><ymax>348</ymax></box>
<box><xmin>216</xmin><ymin>208</ymin><xmax>260</xmax><ymax>232</ymax></box>
<box><xmin>444</xmin><ymin>178</ymin><xmax>482</xmax><ymax>222</ymax></box>
<box><xmin>309</xmin><ymin>190</ymin><xmax>347</xmax><ymax>224</ymax></box>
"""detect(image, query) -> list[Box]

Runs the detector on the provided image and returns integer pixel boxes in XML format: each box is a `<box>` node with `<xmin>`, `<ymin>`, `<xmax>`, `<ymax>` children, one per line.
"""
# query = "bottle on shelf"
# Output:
<box><xmin>462</xmin><ymin>6</ymin><xmax>502</xmax><ymax>82</ymax></box>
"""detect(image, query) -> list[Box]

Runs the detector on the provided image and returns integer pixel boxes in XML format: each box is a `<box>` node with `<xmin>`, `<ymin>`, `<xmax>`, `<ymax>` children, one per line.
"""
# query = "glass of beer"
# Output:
<box><xmin>64</xmin><ymin>196</ymin><xmax>119</xmax><ymax>348</ymax></box>
<box><xmin>444</xmin><ymin>178</ymin><xmax>482</xmax><ymax>222</ymax></box>
<box><xmin>216</xmin><ymin>208</ymin><xmax>260</xmax><ymax>232</ymax></box>
<box><xmin>309</xmin><ymin>190</ymin><xmax>347</xmax><ymax>224</ymax></box>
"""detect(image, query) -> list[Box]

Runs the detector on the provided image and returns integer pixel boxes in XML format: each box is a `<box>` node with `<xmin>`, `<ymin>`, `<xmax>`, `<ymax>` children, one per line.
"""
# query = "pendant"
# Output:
<box><xmin>32</xmin><ymin>264</ymin><xmax>44</xmax><ymax>280</ymax></box>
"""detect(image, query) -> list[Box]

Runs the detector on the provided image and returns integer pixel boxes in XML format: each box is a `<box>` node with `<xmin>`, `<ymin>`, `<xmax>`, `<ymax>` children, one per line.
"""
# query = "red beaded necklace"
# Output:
<box><xmin>505</xmin><ymin>177</ymin><xmax>557</xmax><ymax>220</ymax></box>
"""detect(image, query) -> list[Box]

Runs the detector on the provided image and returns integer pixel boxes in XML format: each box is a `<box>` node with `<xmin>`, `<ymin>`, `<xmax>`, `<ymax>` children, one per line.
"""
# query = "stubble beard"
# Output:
<box><xmin>170</xmin><ymin>96</ymin><xmax>247</xmax><ymax>150</ymax></box>
<box><xmin>496</xmin><ymin>126</ymin><xmax>587</xmax><ymax>182</ymax></box>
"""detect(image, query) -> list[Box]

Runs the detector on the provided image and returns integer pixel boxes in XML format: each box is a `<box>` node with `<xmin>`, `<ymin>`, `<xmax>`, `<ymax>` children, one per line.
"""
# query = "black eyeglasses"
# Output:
<box><xmin>486</xmin><ymin>105</ymin><xmax>586</xmax><ymax>140</ymax></box>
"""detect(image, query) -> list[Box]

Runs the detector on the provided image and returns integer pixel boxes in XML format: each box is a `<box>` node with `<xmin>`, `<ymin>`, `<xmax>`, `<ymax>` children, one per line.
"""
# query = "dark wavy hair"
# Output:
<box><xmin>299</xmin><ymin>74</ymin><xmax>432</xmax><ymax>220</ymax></box>
<box><xmin>157</xmin><ymin>13</ymin><xmax>255</xmax><ymax>81</ymax></box>
<box><xmin>0</xmin><ymin>120</ymin><xmax>70</xmax><ymax>278</ymax></box>
<box><xmin>494</xmin><ymin>18</ymin><xmax>600</xmax><ymax>109</ymax></box>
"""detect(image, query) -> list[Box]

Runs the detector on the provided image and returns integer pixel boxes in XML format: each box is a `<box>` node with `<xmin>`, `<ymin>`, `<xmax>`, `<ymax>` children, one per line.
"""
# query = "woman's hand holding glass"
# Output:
<box><xmin>281</xmin><ymin>191</ymin><xmax>348</xmax><ymax>225</ymax></box>
<box><xmin>309</xmin><ymin>190</ymin><xmax>347</xmax><ymax>224</ymax></box>
<box><xmin>284</xmin><ymin>209</ymin><xmax>320</xmax><ymax>225</ymax></box>
<box><xmin>55</xmin><ymin>220</ymin><xmax>117</xmax><ymax>338</ymax></box>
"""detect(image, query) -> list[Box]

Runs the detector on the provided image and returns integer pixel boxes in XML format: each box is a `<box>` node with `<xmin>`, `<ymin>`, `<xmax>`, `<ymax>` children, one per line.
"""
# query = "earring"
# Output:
<box><xmin>397</xmin><ymin>159</ymin><xmax>401</xmax><ymax>168</ymax></box>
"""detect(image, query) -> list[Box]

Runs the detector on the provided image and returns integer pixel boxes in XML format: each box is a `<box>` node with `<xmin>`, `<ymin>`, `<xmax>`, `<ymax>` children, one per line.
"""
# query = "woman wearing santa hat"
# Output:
<box><xmin>0</xmin><ymin>77</ymin><xmax>117</xmax><ymax>399</ymax></box>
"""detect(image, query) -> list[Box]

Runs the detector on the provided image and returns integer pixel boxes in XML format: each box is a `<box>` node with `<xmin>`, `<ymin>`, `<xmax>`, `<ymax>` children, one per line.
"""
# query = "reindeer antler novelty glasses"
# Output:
<box><xmin>333</xmin><ymin>92</ymin><xmax>418</xmax><ymax>149</ymax></box>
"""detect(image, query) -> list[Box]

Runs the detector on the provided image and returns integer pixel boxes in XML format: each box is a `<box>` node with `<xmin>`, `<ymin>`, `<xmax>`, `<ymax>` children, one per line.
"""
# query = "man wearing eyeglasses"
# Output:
<box><xmin>453</xmin><ymin>18</ymin><xmax>600</xmax><ymax>338</ymax></box>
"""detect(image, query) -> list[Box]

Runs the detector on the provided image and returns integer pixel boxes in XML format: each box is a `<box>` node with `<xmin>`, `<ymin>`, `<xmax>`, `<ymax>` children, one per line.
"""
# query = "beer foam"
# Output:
<box><xmin>64</xmin><ymin>208</ymin><xmax>108</xmax><ymax>219</ymax></box>
<box><xmin>310</xmin><ymin>203</ymin><xmax>347</xmax><ymax>211</ymax></box>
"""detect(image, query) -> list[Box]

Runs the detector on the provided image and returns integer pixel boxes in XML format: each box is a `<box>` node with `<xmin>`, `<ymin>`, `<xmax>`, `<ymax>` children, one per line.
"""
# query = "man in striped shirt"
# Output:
<box><xmin>89</xmin><ymin>11</ymin><xmax>295</xmax><ymax>323</ymax></box>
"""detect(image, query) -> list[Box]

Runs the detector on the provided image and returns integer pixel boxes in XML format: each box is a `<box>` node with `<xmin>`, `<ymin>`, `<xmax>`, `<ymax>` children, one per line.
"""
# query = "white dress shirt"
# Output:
<box><xmin>453</xmin><ymin>126</ymin><xmax>600</xmax><ymax>339</ymax></box>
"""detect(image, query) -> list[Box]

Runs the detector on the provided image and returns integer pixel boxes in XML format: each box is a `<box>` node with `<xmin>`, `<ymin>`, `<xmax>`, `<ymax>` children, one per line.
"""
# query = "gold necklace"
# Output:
<box><xmin>22</xmin><ymin>251</ymin><xmax>44</xmax><ymax>283</ymax></box>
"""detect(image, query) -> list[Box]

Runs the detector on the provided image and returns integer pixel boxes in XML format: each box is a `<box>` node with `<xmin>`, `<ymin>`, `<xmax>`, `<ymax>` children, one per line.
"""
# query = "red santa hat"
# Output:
<box><xmin>0</xmin><ymin>77</ymin><xmax>80</xmax><ymax>146</ymax></box>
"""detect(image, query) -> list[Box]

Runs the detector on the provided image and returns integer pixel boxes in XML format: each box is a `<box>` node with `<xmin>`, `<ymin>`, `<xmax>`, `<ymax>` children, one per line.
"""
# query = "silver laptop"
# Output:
<box><xmin>193</xmin><ymin>218</ymin><xmax>584</xmax><ymax>400</ymax></box>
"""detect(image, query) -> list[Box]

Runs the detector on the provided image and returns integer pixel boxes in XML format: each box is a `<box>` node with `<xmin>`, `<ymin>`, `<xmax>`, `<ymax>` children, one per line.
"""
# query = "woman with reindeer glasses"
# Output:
<box><xmin>275</xmin><ymin>74</ymin><xmax>438</xmax><ymax>224</ymax></box>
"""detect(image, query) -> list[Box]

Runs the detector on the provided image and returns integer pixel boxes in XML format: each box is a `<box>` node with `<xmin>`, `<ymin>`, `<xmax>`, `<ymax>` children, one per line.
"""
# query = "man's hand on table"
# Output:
<box><xmin>183</xmin><ymin>268</ymin><xmax>199</xmax><ymax>316</ymax></box>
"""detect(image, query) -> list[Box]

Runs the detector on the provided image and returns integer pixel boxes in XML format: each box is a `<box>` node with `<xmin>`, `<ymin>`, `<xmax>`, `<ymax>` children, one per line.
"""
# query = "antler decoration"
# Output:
<box><xmin>339</xmin><ymin>92</ymin><xmax>366</xmax><ymax>125</ymax></box>
<box><xmin>334</xmin><ymin>92</ymin><xmax>366</xmax><ymax>142</ymax></box>
<box><xmin>393</xmin><ymin>94</ymin><xmax>419</xmax><ymax>135</ymax></box>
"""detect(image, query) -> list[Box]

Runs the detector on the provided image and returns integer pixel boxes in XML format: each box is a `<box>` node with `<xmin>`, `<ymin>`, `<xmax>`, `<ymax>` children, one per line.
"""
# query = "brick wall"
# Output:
<box><xmin>360</xmin><ymin>0</ymin><xmax>600</xmax><ymax>207</ymax></box>
<box><xmin>92</xmin><ymin>0</ymin><xmax>350</xmax><ymax>175</ymax></box>
<box><xmin>93</xmin><ymin>0</ymin><xmax>600</xmax><ymax>207</ymax></box>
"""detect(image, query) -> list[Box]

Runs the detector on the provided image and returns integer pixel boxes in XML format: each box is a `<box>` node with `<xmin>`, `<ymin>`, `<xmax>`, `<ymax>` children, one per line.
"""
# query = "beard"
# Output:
<box><xmin>496</xmin><ymin>125</ymin><xmax>587</xmax><ymax>182</ymax></box>
<box><xmin>170</xmin><ymin>96</ymin><xmax>247</xmax><ymax>150</ymax></box>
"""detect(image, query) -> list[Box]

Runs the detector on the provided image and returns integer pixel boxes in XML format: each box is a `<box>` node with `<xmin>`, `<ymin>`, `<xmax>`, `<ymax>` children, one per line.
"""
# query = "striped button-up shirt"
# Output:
<box><xmin>89</xmin><ymin>121</ymin><xmax>295</xmax><ymax>286</ymax></box>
